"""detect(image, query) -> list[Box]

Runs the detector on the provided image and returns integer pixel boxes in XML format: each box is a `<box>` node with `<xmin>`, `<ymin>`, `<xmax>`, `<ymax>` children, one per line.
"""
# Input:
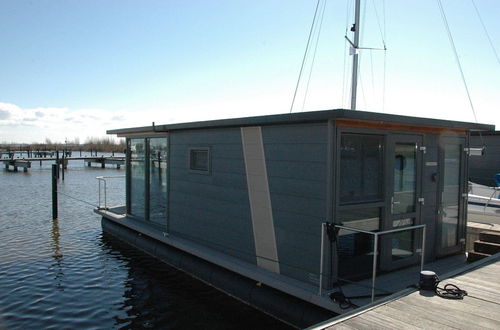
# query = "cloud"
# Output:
<box><xmin>35</xmin><ymin>111</ymin><xmax>44</xmax><ymax>118</ymax></box>
<box><xmin>0</xmin><ymin>109</ymin><xmax>10</xmax><ymax>120</ymax></box>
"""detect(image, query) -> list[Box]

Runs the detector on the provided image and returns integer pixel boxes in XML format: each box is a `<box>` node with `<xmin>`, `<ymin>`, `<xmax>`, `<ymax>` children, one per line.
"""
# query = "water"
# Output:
<box><xmin>0</xmin><ymin>156</ymin><xmax>290</xmax><ymax>329</ymax></box>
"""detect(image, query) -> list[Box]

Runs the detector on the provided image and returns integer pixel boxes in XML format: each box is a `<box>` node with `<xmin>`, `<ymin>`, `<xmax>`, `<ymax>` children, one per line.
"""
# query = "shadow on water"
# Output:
<box><xmin>99</xmin><ymin>233</ymin><xmax>293</xmax><ymax>330</ymax></box>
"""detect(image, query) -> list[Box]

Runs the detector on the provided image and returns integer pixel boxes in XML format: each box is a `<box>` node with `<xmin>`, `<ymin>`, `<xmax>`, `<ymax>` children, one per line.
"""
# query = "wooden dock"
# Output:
<box><xmin>3</xmin><ymin>159</ymin><xmax>31</xmax><ymax>172</ymax></box>
<box><xmin>2</xmin><ymin>156</ymin><xmax>124</xmax><ymax>171</ymax></box>
<box><xmin>311</xmin><ymin>253</ymin><xmax>500</xmax><ymax>329</ymax></box>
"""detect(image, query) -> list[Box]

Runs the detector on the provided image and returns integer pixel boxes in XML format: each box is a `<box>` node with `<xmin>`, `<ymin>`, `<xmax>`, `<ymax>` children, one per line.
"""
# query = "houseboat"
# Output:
<box><xmin>95</xmin><ymin>109</ymin><xmax>493</xmax><ymax>327</ymax></box>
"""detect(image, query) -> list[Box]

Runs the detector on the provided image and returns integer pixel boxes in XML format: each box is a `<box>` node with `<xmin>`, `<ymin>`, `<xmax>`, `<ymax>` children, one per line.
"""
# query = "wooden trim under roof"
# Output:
<box><xmin>335</xmin><ymin>118</ymin><xmax>468</xmax><ymax>134</ymax></box>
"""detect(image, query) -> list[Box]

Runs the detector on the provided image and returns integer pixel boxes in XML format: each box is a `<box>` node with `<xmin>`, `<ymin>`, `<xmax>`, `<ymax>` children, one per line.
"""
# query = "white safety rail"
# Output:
<box><xmin>96</xmin><ymin>175</ymin><xmax>125</xmax><ymax>210</ymax></box>
<box><xmin>319</xmin><ymin>223</ymin><xmax>426</xmax><ymax>302</ymax></box>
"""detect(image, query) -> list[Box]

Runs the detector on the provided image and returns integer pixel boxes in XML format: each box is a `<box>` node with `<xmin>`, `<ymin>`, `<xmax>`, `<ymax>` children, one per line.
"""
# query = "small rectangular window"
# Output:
<box><xmin>189</xmin><ymin>148</ymin><xmax>210</xmax><ymax>172</ymax></box>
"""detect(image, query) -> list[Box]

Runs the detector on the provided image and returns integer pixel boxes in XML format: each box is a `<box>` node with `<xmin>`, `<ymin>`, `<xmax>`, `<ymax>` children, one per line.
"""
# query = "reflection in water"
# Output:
<box><xmin>100</xmin><ymin>233</ymin><xmax>291</xmax><ymax>330</ymax></box>
<box><xmin>50</xmin><ymin>218</ymin><xmax>64</xmax><ymax>289</ymax></box>
<box><xmin>0</xmin><ymin>157</ymin><xmax>290</xmax><ymax>330</ymax></box>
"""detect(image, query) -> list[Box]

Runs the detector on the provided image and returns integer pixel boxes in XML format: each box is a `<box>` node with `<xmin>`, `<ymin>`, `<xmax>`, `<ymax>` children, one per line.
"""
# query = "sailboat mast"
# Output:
<box><xmin>350</xmin><ymin>0</ymin><xmax>361</xmax><ymax>110</ymax></box>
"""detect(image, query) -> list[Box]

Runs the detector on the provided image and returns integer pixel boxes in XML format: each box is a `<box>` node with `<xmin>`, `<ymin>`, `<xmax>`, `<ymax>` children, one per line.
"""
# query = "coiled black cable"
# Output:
<box><xmin>435</xmin><ymin>283</ymin><xmax>468</xmax><ymax>300</ymax></box>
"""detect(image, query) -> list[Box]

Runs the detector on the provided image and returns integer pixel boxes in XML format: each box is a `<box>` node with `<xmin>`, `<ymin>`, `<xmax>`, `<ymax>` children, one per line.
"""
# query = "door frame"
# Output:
<box><xmin>435</xmin><ymin>135</ymin><xmax>467</xmax><ymax>257</ymax></box>
<box><xmin>380</xmin><ymin>133</ymin><xmax>424</xmax><ymax>271</ymax></box>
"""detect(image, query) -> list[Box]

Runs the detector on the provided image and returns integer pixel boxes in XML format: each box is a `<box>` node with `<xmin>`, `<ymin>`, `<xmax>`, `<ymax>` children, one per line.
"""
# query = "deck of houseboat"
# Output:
<box><xmin>311</xmin><ymin>253</ymin><xmax>500</xmax><ymax>329</ymax></box>
<box><xmin>95</xmin><ymin>205</ymin><xmax>496</xmax><ymax>325</ymax></box>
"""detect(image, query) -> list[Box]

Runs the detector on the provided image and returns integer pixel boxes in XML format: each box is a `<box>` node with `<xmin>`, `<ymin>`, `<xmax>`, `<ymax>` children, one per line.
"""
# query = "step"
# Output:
<box><xmin>467</xmin><ymin>251</ymin><xmax>490</xmax><ymax>263</ymax></box>
<box><xmin>479</xmin><ymin>232</ymin><xmax>500</xmax><ymax>244</ymax></box>
<box><xmin>473</xmin><ymin>240</ymin><xmax>500</xmax><ymax>255</ymax></box>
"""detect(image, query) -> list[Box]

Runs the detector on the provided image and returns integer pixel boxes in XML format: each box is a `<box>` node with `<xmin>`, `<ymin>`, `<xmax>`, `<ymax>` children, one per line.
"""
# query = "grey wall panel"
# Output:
<box><xmin>168</xmin><ymin>128</ymin><xmax>257</xmax><ymax>265</ymax></box>
<box><xmin>267</xmin><ymin>176</ymin><xmax>326</xmax><ymax>199</ymax></box>
<box><xmin>169</xmin><ymin>169</ymin><xmax>248</xmax><ymax>189</ymax></box>
<box><xmin>272</xmin><ymin>210</ymin><xmax>325</xmax><ymax>236</ymax></box>
<box><xmin>262</xmin><ymin>123</ymin><xmax>328</xmax><ymax>284</ymax></box>
<box><xmin>170</xmin><ymin>179</ymin><xmax>249</xmax><ymax>204</ymax></box>
<box><xmin>264</xmin><ymin>144</ymin><xmax>327</xmax><ymax>162</ymax></box>
<box><xmin>269</xmin><ymin>193</ymin><xmax>326</xmax><ymax>218</ymax></box>
<box><xmin>265</xmin><ymin>160</ymin><xmax>327</xmax><ymax>181</ymax></box>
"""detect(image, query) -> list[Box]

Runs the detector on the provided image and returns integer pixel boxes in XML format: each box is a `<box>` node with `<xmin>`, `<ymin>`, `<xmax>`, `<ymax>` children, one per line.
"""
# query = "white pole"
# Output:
<box><xmin>371</xmin><ymin>233</ymin><xmax>378</xmax><ymax>302</ymax></box>
<box><xmin>319</xmin><ymin>223</ymin><xmax>326</xmax><ymax>295</ymax></box>
<box><xmin>350</xmin><ymin>0</ymin><xmax>361</xmax><ymax>110</ymax></box>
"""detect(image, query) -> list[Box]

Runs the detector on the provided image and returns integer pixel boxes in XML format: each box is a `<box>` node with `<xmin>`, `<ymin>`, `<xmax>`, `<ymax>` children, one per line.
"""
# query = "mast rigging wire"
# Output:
<box><xmin>301</xmin><ymin>0</ymin><xmax>328</xmax><ymax>111</ymax></box>
<box><xmin>289</xmin><ymin>0</ymin><xmax>322</xmax><ymax>113</ymax></box>
<box><xmin>341</xmin><ymin>0</ymin><xmax>353</xmax><ymax>108</ymax></box>
<box><xmin>436</xmin><ymin>0</ymin><xmax>480</xmax><ymax>124</ymax></box>
<box><xmin>471</xmin><ymin>0</ymin><xmax>500</xmax><ymax>65</ymax></box>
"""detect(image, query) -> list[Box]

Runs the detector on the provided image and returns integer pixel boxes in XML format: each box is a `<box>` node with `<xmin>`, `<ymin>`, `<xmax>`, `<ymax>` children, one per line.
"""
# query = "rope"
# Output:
<box><xmin>289</xmin><ymin>0</ymin><xmax>322</xmax><ymax>113</ymax></box>
<box><xmin>435</xmin><ymin>283</ymin><xmax>468</xmax><ymax>300</ymax></box>
<box><xmin>56</xmin><ymin>190</ymin><xmax>98</xmax><ymax>208</ymax></box>
<box><xmin>471</xmin><ymin>0</ymin><xmax>500</xmax><ymax>65</ymax></box>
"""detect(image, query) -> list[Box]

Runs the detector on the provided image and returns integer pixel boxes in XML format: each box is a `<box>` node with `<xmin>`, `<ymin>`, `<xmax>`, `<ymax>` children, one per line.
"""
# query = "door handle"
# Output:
<box><xmin>391</xmin><ymin>197</ymin><xmax>400</xmax><ymax>213</ymax></box>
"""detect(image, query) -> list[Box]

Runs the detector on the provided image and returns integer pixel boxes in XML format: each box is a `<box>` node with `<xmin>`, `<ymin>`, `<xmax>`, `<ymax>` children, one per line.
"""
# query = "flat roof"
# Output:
<box><xmin>471</xmin><ymin>130</ymin><xmax>500</xmax><ymax>136</ymax></box>
<box><xmin>107</xmin><ymin>109</ymin><xmax>494</xmax><ymax>135</ymax></box>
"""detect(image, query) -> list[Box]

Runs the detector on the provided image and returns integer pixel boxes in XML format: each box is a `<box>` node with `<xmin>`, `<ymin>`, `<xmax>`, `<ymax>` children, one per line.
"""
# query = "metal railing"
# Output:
<box><xmin>96</xmin><ymin>175</ymin><xmax>125</xmax><ymax>209</ymax></box>
<box><xmin>319</xmin><ymin>223</ymin><xmax>426</xmax><ymax>302</ymax></box>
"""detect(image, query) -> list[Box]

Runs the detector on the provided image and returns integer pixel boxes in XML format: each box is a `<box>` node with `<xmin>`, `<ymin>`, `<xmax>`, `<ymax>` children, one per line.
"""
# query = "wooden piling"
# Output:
<box><xmin>56</xmin><ymin>150</ymin><xmax>60</xmax><ymax>179</ymax></box>
<box><xmin>61</xmin><ymin>152</ymin><xmax>65</xmax><ymax>181</ymax></box>
<box><xmin>52</xmin><ymin>164</ymin><xmax>58</xmax><ymax>220</ymax></box>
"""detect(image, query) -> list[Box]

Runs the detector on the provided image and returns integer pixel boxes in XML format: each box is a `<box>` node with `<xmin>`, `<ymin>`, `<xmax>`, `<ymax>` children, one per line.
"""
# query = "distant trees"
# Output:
<box><xmin>0</xmin><ymin>136</ymin><xmax>126</xmax><ymax>153</ymax></box>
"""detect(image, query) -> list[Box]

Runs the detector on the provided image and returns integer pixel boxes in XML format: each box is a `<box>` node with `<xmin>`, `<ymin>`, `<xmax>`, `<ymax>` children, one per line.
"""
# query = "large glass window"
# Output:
<box><xmin>393</xmin><ymin>143</ymin><xmax>417</xmax><ymax>214</ymax></box>
<box><xmin>340</xmin><ymin>134</ymin><xmax>384</xmax><ymax>204</ymax></box>
<box><xmin>441</xmin><ymin>143</ymin><xmax>461</xmax><ymax>248</ymax></box>
<box><xmin>149</xmin><ymin>137</ymin><xmax>168</xmax><ymax>225</ymax></box>
<box><xmin>130</xmin><ymin>138</ymin><xmax>146</xmax><ymax>218</ymax></box>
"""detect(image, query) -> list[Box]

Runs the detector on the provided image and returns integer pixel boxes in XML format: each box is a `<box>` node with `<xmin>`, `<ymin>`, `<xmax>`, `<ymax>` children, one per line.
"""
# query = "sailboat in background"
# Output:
<box><xmin>468</xmin><ymin>176</ymin><xmax>500</xmax><ymax>225</ymax></box>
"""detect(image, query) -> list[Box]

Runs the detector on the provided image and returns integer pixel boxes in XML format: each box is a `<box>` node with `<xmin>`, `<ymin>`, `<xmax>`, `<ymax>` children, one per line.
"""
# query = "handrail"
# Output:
<box><xmin>96</xmin><ymin>175</ymin><xmax>125</xmax><ymax>210</ymax></box>
<box><xmin>319</xmin><ymin>223</ymin><xmax>426</xmax><ymax>303</ymax></box>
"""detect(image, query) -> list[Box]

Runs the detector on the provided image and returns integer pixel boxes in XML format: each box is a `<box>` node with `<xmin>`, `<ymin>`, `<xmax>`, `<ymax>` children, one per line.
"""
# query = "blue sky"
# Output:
<box><xmin>0</xmin><ymin>0</ymin><xmax>499</xmax><ymax>143</ymax></box>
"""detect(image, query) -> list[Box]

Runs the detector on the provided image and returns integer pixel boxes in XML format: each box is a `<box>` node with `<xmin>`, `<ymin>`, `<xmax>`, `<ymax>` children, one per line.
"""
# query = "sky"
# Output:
<box><xmin>0</xmin><ymin>0</ymin><xmax>499</xmax><ymax>143</ymax></box>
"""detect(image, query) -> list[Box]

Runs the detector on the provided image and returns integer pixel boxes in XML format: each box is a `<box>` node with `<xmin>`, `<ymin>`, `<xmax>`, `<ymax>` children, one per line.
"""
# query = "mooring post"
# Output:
<box><xmin>52</xmin><ymin>164</ymin><xmax>58</xmax><ymax>220</ymax></box>
<box><xmin>56</xmin><ymin>150</ymin><xmax>60</xmax><ymax>179</ymax></box>
<box><xmin>61</xmin><ymin>152</ymin><xmax>65</xmax><ymax>181</ymax></box>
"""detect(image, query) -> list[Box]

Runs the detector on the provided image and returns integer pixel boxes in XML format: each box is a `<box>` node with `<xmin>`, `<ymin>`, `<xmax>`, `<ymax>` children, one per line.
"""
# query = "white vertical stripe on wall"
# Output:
<box><xmin>241</xmin><ymin>126</ymin><xmax>280</xmax><ymax>274</ymax></box>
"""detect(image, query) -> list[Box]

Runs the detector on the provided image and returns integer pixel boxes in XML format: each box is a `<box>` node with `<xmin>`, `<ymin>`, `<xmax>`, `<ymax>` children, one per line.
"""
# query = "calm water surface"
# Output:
<box><xmin>0</xmin><ymin>155</ymin><xmax>290</xmax><ymax>329</ymax></box>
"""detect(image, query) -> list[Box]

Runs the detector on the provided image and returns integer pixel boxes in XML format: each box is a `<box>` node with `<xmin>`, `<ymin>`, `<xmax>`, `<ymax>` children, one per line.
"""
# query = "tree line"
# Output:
<box><xmin>0</xmin><ymin>137</ymin><xmax>126</xmax><ymax>153</ymax></box>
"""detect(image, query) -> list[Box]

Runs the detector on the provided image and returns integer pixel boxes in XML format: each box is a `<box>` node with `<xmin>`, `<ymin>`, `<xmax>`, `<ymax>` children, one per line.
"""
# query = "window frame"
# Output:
<box><xmin>189</xmin><ymin>147</ymin><xmax>211</xmax><ymax>174</ymax></box>
<box><xmin>338</xmin><ymin>131</ymin><xmax>386</xmax><ymax>205</ymax></box>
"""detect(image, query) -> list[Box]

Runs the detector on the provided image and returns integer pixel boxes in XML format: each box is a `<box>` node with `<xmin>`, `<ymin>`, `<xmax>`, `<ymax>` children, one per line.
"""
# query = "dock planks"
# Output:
<box><xmin>313</xmin><ymin>253</ymin><xmax>500</xmax><ymax>329</ymax></box>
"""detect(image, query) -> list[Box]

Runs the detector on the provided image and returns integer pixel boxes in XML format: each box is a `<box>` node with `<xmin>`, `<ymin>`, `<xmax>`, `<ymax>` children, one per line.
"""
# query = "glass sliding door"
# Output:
<box><xmin>130</xmin><ymin>138</ymin><xmax>146</xmax><ymax>219</ymax></box>
<box><xmin>437</xmin><ymin>136</ymin><xmax>466</xmax><ymax>255</ymax></box>
<box><xmin>149</xmin><ymin>137</ymin><xmax>168</xmax><ymax>226</ymax></box>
